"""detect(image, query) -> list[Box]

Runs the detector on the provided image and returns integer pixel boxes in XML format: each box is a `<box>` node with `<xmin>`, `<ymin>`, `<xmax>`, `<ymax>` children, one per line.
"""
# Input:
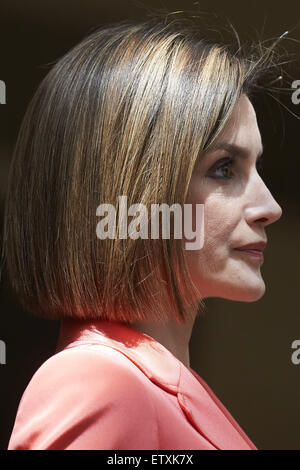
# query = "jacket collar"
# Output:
<box><xmin>56</xmin><ymin>318</ymin><xmax>257</xmax><ymax>450</ymax></box>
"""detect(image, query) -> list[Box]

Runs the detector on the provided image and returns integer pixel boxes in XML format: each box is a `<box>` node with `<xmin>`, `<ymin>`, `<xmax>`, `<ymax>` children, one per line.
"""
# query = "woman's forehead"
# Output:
<box><xmin>208</xmin><ymin>95</ymin><xmax>262</xmax><ymax>154</ymax></box>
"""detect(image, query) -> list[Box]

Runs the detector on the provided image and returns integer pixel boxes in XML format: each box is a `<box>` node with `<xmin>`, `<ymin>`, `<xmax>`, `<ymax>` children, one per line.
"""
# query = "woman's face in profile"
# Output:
<box><xmin>184</xmin><ymin>94</ymin><xmax>282</xmax><ymax>302</ymax></box>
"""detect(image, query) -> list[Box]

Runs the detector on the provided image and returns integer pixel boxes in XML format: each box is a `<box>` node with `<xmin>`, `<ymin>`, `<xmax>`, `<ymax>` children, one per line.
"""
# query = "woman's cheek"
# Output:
<box><xmin>204</xmin><ymin>201</ymin><xmax>235</xmax><ymax>245</ymax></box>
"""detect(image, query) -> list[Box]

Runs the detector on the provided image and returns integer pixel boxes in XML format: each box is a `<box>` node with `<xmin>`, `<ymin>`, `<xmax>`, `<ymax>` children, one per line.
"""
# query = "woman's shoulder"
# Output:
<box><xmin>28</xmin><ymin>343</ymin><xmax>150</xmax><ymax>390</ymax></box>
<box><xmin>8</xmin><ymin>344</ymin><xmax>159</xmax><ymax>449</ymax></box>
<box><xmin>17</xmin><ymin>344</ymin><xmax>157</xmax><ymax>410</ymax></box>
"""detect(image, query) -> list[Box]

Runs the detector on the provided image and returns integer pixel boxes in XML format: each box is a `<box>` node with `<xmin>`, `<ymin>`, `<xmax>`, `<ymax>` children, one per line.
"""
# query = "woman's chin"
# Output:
<box><xmin>200</xmin><ymin>276</ymin><xmax>266</xmax><ymax>302</ymax></box>
<box><xmin>223</xmin><ymin>281</ymin><xmax>266</xmax><ymax>302</ymax></box>
<box><xmin>188</xmin><ymin>269</ymin><xmax>266</xmax><ymax>303</ymax></box>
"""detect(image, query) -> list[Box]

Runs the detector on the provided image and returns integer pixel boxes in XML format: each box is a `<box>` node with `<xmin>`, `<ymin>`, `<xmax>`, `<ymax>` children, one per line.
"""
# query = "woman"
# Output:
<box><xmin>3</xmin><ymin>13</ymin><xmax>284</xmax><ymax>450</ymax></box>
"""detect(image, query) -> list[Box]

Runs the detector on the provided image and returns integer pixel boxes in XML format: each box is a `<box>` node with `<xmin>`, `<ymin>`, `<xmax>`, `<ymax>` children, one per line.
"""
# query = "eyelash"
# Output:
<box><xmin>208</xmin><ymin>156</ymin><xmax>264</xmax><ymax>180</ymax></box>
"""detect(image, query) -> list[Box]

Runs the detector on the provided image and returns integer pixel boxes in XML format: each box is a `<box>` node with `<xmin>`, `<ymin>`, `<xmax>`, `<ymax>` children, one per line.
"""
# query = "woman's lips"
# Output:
<box><xmin>234</xmin><ymin>248</ymin><xmax>264</xmax><ymax>262</ymax></box>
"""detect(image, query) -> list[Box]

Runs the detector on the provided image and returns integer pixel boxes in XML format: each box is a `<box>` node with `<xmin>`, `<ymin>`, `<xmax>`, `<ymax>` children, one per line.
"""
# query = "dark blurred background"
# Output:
<box><xmin>0</xmin><ymin>0</ymin><xmax>299</xmax><ymax>450</ymax></box>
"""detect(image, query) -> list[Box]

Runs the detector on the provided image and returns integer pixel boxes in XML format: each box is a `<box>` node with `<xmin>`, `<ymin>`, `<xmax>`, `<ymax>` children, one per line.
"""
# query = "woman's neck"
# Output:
<box><xmin>130</xmin><ymin>316</ymin><xmax>196</xmax><ymax>369</ymax></box>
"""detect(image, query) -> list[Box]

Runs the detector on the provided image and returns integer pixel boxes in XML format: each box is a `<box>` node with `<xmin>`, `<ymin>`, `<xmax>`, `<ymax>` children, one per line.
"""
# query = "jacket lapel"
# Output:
<box><xmin>177</xmin><ymin>365</ymin><xmax>257</xmax><ymax>449</ymax></box>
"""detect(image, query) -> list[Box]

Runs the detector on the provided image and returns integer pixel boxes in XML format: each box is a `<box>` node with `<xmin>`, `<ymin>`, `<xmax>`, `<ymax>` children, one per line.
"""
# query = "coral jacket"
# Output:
<box><xmin>8</xmin><ymin>319</ymin><xmax>257</xmax><ymax>450</ymax></box>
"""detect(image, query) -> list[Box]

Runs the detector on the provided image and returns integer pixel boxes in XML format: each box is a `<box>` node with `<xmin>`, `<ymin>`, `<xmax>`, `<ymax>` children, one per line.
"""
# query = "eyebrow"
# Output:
<box><xmin>205</xmin><ymin>142</ymin><xmax>264</xmax><ymax>160</ymax></box>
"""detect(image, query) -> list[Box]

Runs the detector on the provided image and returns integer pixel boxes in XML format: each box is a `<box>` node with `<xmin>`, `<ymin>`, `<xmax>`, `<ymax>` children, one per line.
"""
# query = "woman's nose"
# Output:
<box><xmin>244</xmin><ymin>175</ymin><xmax>283</xmax><ymax>227</ymax></box>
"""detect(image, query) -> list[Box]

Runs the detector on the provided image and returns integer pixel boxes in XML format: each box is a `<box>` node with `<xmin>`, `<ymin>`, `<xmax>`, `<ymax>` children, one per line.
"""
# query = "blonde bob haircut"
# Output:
<box><xmin>2</xmin><ymin>12</ymin><xmax>288</xmax><ymax>324</ymax></box>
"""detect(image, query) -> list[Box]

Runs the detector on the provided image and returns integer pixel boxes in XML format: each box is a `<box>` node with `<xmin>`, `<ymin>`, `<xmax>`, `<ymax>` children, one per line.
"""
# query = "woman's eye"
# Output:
<box><xmin>207</xmin><ymin>155</ymin><xmax>264</xmax><ymax>180</ymax></box>
<box><xmin>207</xmin><ymin>157</ymin><xmax>235</xmax><ymax>180</ymax></box>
